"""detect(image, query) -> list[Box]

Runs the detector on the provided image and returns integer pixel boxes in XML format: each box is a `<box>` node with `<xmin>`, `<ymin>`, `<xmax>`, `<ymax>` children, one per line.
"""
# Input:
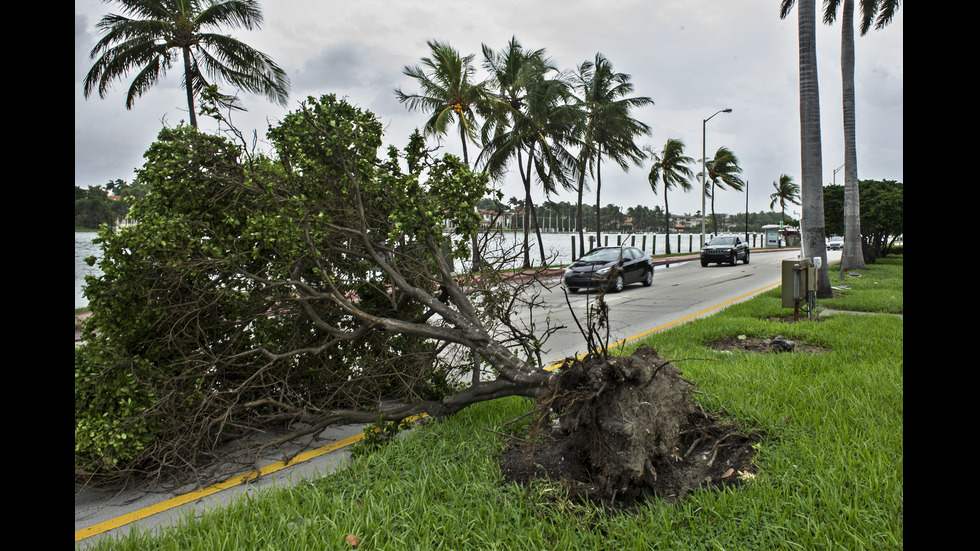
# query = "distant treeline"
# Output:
<box><xmin>477</xmin><ymin>197</ymin><xmax>797</xmax><ymax>234</ymax></box>
<box><xmin>823</xmin><ymin>179</ymin><xmax>903</xmax><ymax>258</ymax></box>
<box><xmin>78</xmin><ymin>179</ymin><xmax>899</xmax><ymax>239</ymax></box>
<box><xmin>75</xmin><ymin>180</ymin><xmax>150</xmax><ymax>230</ymax></box>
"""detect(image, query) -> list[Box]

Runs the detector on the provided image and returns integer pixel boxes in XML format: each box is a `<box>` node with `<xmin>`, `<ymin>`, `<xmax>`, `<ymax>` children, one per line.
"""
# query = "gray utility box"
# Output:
<box><xmin>781</xmin><ymin>258</ymin><xmax>817</xmax><ymax>308</ymax></box>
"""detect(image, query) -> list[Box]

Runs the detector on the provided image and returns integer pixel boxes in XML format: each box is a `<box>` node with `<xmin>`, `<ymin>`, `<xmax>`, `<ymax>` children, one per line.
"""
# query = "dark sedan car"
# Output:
<box><xmin>562</xmin><ymin>246</ymin><xmax>654</xmax><ymax>293</ymax></box>
<box><xmin>700</xmin><ymin>235</ymin><xmax>750</xmax><ymax>266</ymax></box>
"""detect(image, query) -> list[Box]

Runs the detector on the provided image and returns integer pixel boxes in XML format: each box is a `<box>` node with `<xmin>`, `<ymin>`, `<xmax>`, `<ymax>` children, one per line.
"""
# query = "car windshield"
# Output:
<box><xmin>579</xmin><ymin>248</ymin><xmax>622</xmax><ymax>262</ymax></box>
<box><xmin>708</xmin><ymin>236</ymin><xmax>735</xmax><ymax>246</ymax></box>
<box><xmin>829</xmin><ymin>237</ymin><xmax>843</xmax><ymax>243</ymax></box>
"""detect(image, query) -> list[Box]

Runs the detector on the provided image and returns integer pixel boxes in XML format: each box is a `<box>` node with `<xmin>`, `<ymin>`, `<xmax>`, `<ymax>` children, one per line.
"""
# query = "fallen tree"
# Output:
<box><xmin>76</xmin><ymin>95</ymin><xmax>564</xmax><ymax>484</ymax></box>
<box><xmin>76</xmin><ymin>95</ymin><xmax>746</xmax><ymax>505</ymax></box>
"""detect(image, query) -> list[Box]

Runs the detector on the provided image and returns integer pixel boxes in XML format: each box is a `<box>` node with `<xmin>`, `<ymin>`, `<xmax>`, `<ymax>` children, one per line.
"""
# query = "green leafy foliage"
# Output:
<box><xmin>75</xmin><ymin>95</ymin><xmax>492</xmax><ymax>479</ymax></box>
<box><xmin>74</xmin><ymin>347</ymin><xmax>157</xmax><ymax>473</ymax></box>
<box><xmin>823</xmin><ymin>179</ymin><xmax>903</xmax><ymax>258</ymax></box>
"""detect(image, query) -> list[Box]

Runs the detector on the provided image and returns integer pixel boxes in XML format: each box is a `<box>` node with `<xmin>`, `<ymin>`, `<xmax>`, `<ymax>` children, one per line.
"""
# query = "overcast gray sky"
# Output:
<box><xmin>75</xmin><ymin>0</ymin><xmax>902</xmax><ymax>218</ymax></box>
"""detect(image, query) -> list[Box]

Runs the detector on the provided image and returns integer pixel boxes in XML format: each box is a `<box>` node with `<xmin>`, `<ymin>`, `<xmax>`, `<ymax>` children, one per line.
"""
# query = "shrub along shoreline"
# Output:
<box><xmin>84</xmin><ymin>256</ymin><xmax>903</xmax><ymax>550</ymax></box>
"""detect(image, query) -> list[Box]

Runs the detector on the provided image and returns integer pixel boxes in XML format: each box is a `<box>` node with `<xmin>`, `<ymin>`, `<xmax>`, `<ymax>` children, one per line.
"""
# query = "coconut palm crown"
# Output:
<box><xmin>647</xmin><ymin>139</ymin><xmax>694</xmax><ymax>254</ymax></box>
<box><xmin>769</xmin><ymin>173</ymin><xmax>801</xmax><ymax>224</ymax></box>
<box><xmin>84</xmin><ymin>0</ymin><xmax>290</xmax><ymax>128</ymax></box>
<box><xmin>395</xmin><ymin>40</ymin><xmax>495</xmax><ymax>165</ymax></box>
<box><xmin>573</xmin><ymin>53</ymin><xmax>652</xmax><ymax>244</ymax></box>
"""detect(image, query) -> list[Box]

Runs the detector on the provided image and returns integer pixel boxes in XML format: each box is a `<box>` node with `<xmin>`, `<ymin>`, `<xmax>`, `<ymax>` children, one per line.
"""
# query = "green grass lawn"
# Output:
<box><xmin>84</xmin><ymin>256</ymin><xmax>903</xmax><ymax>550</ymax></box>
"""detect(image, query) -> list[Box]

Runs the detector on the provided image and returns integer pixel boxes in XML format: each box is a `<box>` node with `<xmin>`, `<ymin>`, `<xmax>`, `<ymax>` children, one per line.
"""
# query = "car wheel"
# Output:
<box><xmin>567</xmin><ymin>287</ymin><xmax>579</xmax><ymax>294</ymax></box>
<box><xmin>744</xmin><ymin>251</ymin><xmax>750</xmax><ymax>264</ymax></box>
<box><xmin>701</xmin><ymin>259</ymin><xmax>708</xmax><ymax>267</ymax></box>
<box><xmin>642</xmin><ymin>268</ymin><xmax>653</xmax><ymax>287</ymax></box>
<box><xmin>730</xmin><ymin>252</ymin><xmax>738</xmax><ymax>266</ymax></box>
<box><xmin>610</xmin><ymin>274</ymin><xmax>624</xmax><ymax>293</ymax></box>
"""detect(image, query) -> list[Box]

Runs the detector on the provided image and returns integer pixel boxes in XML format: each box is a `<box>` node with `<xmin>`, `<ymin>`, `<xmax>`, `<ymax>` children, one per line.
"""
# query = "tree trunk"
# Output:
<box><xmin>518</xmin><ymin>149</ymin><xmax>532</xmax><ymax>269</ymax></box>
<box><xmin>796</xmin><ymin>0</ymin><xmax>832</xmax><ymax>298</ymax></box>
<box><xmin>182</xmin><ymin>46</ymin><xmax>198</xmax><ymax>128</ymax></box>
<box><xmin>664</xmin><ymin>192</ymin><xmax>672</xmax><ymax>254</ymax></box>
<box><xmin>710</xmin><ymin>182</ymin><xmax>718</xmax><ymax>236</ymax></box>
<box><xmin>840</xmin><ymin>0</ymin><xmax>866</xmax><ymax>270</ymax></box>
<box><xmin>577</xmin><ymin>182</ymin><xmax>586</xmax><ymax>256</ymax></box>
<box><xmin>532</xmin><ymin>204</ymin><xmax>547</xmax><ymax>267</ymax></box>
<box><xmin>594</xmin><ymin>151</ymin><xmax>603</xmax><ymax>246</ymax></box>
<box><xmin>459</xmin><ymin>130</ymin><xmax>485</xmax><ymax>272</ymax></box>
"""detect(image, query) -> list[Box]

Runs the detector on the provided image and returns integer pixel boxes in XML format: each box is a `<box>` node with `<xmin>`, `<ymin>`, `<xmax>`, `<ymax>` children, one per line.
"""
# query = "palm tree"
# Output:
<box><xmin>478</xmin><ymin>46</ymin><xmax>581</xmax><ymax>269</ymax></box>
<box><xmin>646</xmin><ymin>139</ymin><xmax>694</xmax><ymax>254</ymax></box>
<box><xmin>84</xmin><ymin>0</ymin><xmax>290</xmax><ymax>128</ymax></box>
<box><xmin>395</xmin><ymin>40</ymin><xmax>495</xmax><ymax>270</ymax></box>
<box><xmin>573</xmin><ymin>54</ymin><xmax>653</xmax><ymax>247</ymax></box>
<box><xmin>781</xmin><ymin>0</ymin><xmax>832</xmax><ymax>298</ymax></box>
<box><xmin>823</xmin><ymin>0</ymin><xmax>901</xmax><ymax>271</ymax></box>
<box><xmin>479</xmin><ymin>37</ymin><xmax>554</xmax><ymax>146</ymax></box>
<box><xmin>769</xmin><ymin>174</ymin><xmax>801</xmax><ymax>227</ymax></box>
<box><xmin>479</xmin><ymin>38</ymin><xmax>555</xmax><ymax>264</ymax></box>
<box><xmin>395</xmin><ymin>40</ymin><xmax>494</xmax><ymax>167</ymax></box>
<box><xmin>704</xmin><ymin>146</ymin><xmax>745</xmax><ymax>234</ymax></box>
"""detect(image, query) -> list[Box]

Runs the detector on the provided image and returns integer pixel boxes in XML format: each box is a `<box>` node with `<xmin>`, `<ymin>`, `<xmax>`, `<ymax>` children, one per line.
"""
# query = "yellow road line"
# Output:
<box><xmin>75</xmin><ymin>433</ymin><xmax>365</xmax><ymax>542</ymax></box>
<box><xmin>77</xmin><ymin>282</ymin><xmax>778</xmax><ymax>543</ymax></box>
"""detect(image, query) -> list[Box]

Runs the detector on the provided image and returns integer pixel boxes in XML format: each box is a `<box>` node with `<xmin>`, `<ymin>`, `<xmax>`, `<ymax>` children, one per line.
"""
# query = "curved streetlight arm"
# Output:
<box><xmin>832</xmin><ymin>163</ymin><xmax>845</xmax><ymax>186</ymax></box>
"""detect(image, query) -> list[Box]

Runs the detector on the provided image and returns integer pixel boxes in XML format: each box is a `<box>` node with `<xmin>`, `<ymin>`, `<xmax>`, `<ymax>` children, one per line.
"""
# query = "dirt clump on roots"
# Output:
<box><xmin>499</xmin><ymin>345</ymin><xmax>761</xmax><ymax>511</ymax></box>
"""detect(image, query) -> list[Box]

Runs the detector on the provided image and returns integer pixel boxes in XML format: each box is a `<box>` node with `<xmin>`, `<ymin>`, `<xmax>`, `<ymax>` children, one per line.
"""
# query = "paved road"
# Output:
<box><xmin>75</xmin><ymin>247</ymin><xmax>837</xmax><ymax>548</ymax></box>
<box><xmin>533</xmin><ymin>248</ymin><xmax>828</xmax><ymax>367</ymax></box>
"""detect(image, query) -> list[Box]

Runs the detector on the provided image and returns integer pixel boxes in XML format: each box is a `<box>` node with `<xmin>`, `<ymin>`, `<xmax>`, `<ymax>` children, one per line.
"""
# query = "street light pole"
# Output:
<box><xmin>832</xmin><ymin>163</ymin><xmax>845</xmax><ymax>186</ymax></box>
<box><xmin>701</xmin><ymin>108</ymin><xmax>733</xmax><ymax>248</ymax></box>
<box><xmin>744</xmin><ymin>179</ymin><xmax>749</xmax><ymax>243</ymax></box>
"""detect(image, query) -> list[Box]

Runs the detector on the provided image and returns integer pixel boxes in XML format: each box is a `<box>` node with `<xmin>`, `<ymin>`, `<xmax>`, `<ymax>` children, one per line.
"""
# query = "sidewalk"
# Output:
<box><xmin>75</xmin><ymin>422</ymin><xmax>368</xmax><ymax>547</ymax></box>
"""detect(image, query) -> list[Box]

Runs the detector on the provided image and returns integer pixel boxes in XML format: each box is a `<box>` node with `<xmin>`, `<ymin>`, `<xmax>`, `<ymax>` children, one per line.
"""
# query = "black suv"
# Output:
<box><xmin>700</xmin><ymin>235</ymin><xmax>750</xmax><ymax>266</ymax></box>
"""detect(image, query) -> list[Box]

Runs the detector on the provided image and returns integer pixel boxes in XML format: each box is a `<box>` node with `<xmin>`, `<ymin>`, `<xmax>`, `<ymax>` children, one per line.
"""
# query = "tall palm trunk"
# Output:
<box><xmin>459</xmin><ymin>129</ymin><xmax>484</xmax><ymax>271</ymax></box>
<box><xmin>515</xmin><ymin>145</ymin><xmax>546</xmax><ymax>269</ymax></box>
<box><xmin>525</xmin><ymin>143</ymin><xmax>547</xmax><ymax>266</ymax></box>
<box><xmin>576</xmin><ymin>180</ymin><xmax>586</xmax><ymax>256</ymax></box>
<box><xmin>664</xmin><ymin>192</ymin><xmax>672</xmax><ymax>254</ymax></box>
<box><xmin>182</xmin><ymin>46</ymin><xmax>198</xmax><ymax>128</ymax></box>
<box><xmin>517</xmin><ymin>149</ymin><xmax>532</xmax><ymax>269</ymax></box>
<box><xmin>840</xmin><ymin>0</ymin><xmax>866</xmax><ymax>270</ymax></box>
<box><xmin>710</xmin><ymin>183</ymin><xmax>718</xmax><ymax>235</ymax></box>
<box><xmin>531</xmin><ymin>203</ymin><xmax>546</xmax><ymax>266</ymax></box>
<box><xmin>796</xmin><ymin>0</ymin><xmax>832</xmax><ymax>297</ymax></box>
<box><xmin>594</xmin><ymin>145</ymin><xmax>603</xmax><ymax>245</ymax></box>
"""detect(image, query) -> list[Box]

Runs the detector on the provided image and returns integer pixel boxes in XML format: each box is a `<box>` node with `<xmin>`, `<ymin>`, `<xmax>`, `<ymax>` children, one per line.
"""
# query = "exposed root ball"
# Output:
<box><xmin>544</xmin><ymin>346</ymin><xmax>694</xmax><ymax>502</ymax></box>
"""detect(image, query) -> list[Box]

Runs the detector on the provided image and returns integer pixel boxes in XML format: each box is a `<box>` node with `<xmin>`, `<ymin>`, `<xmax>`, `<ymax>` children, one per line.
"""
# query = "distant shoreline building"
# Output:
<box><xmin>671</xmin><ymin>214</ymin><xmax>702</xmax><ymax>232</ymax></box>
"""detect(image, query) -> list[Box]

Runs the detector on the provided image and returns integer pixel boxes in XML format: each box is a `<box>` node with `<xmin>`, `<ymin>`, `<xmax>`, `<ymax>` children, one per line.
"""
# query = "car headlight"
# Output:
<box><xmin>596</xmin><ymin>266</ymin><xmax>611</xmax><ymax>275</ymax></box>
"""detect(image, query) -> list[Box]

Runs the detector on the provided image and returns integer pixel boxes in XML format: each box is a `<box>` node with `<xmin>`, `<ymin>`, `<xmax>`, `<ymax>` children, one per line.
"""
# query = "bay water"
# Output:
<box><xmin>75</xmin><ymin>230</ymin><xmax>719</xmax><ymax>310</ymax></box>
